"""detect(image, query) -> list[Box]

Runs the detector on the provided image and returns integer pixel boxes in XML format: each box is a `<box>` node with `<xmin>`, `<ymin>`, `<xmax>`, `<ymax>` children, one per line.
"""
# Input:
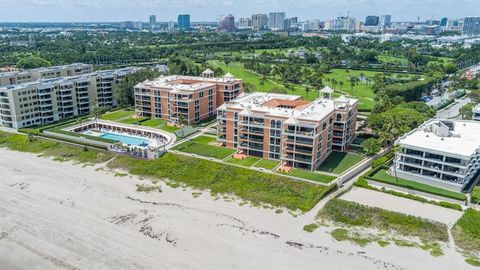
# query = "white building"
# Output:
<box><xmin>325</xmin><ymin>17</ymin><xmax>357</xmax><ymax>32</ymax></box>
<box><xmin>392</xmin><ymin>120</ymin><xmax>480</xmax><ymax>192</ymax></box>
<box><xmin>473</xmin><ymin>104</ymin><xmax>480</xmax><ymax>121</ymax></box>
<box><xmin>252</xmin><ymin>14</ymin><xmax>268</xmax><ymax>30</ymax></box>
<box><xmin>237</xmin><ymin>18</ymin><xmax>253</xmax><ymax>29</ymax></box>
<box><xmin>268</xmin><ymin>12</ymin><xmax>286</xmax><ymax>31</ymax></box>
<box><xmin>0</xmin><ymin>67</ymin><xmax>140</xmax><ymax>129</ymax></box>
<box><xmin>0</xmin><ymin>63</ymin><xmax>93</xmax><ymax>87</ymax></box>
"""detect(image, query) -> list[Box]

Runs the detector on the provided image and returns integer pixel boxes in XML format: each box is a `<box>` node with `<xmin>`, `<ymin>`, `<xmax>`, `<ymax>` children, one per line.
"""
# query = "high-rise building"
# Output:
<box><xmin>446</xmin><ymin>18</ymin><xmax>464</xmax><ymax>32</ymax></box>
<box><xmin>365</xmin><ymin>16</ymin><xmax>380</xmax><ymax>26</ymax></box>
<box><xmin>217</xmin><ymin>90</ymin><xmax>358</xmax><ymax>170</ymax></box>
<box><xmin>380</xmin><ymin>15</ymin><xmax>392</xmax><ymax>27</ymax></box>
<box><xmin>219</xmin><ymin>14</ymin><xmax>236</xmax><ymax>32</ymax></box>
<box><xmin>251</xmin><ymin>14</ymin><xmax>268</xmax><ymax>30</ymax></box>
<box><xmin>120</xmin><ymin>21</ymin><xmax>143</xmax><ymax>30</ymax></box>
<box><xmin>328</xmin><ymin>16</ymin><xmax>357</xmax><ymax>32</ymax></box>
<box><xmin>167</xmin><ymin>21</ymin><xmax>176</xmax><ymax>31</ymax></box>
<box><xmin>0</xmin><ymin>66</ymin><xmax>140</xmax><ymax>129</ymax></box>
<box><xmin>440</xmin><ymin>17</ymin><xmax>448</xmax><ymax>27</ymax></box>
<box><xmin>149</xmin><ymin>15</ymin><xmax>157</xmax><ymax>30</ymax></box>
<box><xmin>177</xmin><ymin>14</ymin><xmax>191</xmax><ymax>31</ymax></box>
<box><xmin>268</xmin><ymin>12</ymin><xmax>286</xmax><ymax>31</ymax></box>
<box><xmin>302</xmin><ymin>20</ymin><xmax>321</xmax><ymax>31</ymax></box>
<box><xmin>427</xmin><ymin>19</ymin><xmax>441</xmax><ymax>26</ymax></box>
<box><xmin>237</xmin><ymin>18</ymin><xmax>253</xmax><ymax>29</ymax></box>
<box><xmin>463</xmin><ymin>17</ymin><xmax>480</xmax><ymax>36</ymax></box>
<box><xmin>134</xmin><ymin>71</ymin><xmax>244</xmax><ymax>125</ymax></box>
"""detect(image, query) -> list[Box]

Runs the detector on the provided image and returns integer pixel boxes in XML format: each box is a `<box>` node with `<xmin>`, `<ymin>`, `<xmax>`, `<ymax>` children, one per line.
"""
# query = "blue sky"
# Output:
<box><xmin>0</xmin><ymin>0</ymin><xmax>478</xmax><ymax>22</ymax></box>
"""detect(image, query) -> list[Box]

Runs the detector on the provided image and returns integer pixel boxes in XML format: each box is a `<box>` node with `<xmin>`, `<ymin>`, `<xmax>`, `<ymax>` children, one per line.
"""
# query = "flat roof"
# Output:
<box><xmin>397</xmin><ymin>120</ymin><xmax>480</xmax><ymax>158</ymax></box>
<box><xmin>219</xmin><ymin>92</ymin><xmax>357</xmax><ymax>123</ymax></box>
<box><xmin>136</xmin><ymin>75</ymin><xmax>242</xmax><ymax>92</ymax></box>
<box><xmin>0</xmin><ymin>67</ymin><xmax>139</xmax><ymax>91</ymax></box>
<box><xmin>0</xmin><ymin>63</ymin><xmax>92</xmax><ymax>78</ymax></box>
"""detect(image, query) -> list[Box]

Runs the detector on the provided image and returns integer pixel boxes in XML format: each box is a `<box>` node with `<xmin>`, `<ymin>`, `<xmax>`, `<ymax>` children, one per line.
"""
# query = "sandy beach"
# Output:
<box><xmin>0</xmin><ymin>148</ymin><xmax>474</xmax><ymax>270</ymax></box>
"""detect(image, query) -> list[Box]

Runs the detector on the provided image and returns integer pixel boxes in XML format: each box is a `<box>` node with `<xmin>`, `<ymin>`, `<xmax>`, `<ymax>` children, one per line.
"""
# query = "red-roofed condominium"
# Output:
<box><xmin>134</xmin><ymin>70</ymin><xmax>244</xmax><ymax>125</ymax></box>
<box><xmin>217</xmin><ymin>87</ymin><xmax>358</xmax><ymax>171</ymax></box>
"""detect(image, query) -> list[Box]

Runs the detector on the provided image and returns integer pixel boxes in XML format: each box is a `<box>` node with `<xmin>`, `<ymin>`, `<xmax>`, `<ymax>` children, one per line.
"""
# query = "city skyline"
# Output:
<box><xmin>0</xmin><ymin>0</ymin><xmax>478</xmax><ymax>22</ymax></box>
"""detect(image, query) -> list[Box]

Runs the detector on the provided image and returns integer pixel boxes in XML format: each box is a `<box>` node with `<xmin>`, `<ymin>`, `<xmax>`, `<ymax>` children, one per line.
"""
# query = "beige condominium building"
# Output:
<box><xmin>0</xmin><ymin>63</ymin><xmax>93</xmax><ymax>87</ymax></box>
<box><xmin>134</xmin><ymin>70</ymin><xmax>244</xmax><ymax>125</ymax></box>
<box><xmin>0</xmin><ymin>67</ymin><xmax>139</xmax><ymax>129</ymax></box>
<box><xmin>217</xmin><ymin>88</ymin><xmax>358</xmax><ymax>171</ymax></box>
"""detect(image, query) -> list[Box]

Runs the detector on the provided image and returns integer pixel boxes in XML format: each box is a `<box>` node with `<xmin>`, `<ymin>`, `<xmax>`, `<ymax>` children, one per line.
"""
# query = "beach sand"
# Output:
<box><xmin>0</xmin><ymin>149</ymin><xmax>474</xmax><ymax>270</ymax></box>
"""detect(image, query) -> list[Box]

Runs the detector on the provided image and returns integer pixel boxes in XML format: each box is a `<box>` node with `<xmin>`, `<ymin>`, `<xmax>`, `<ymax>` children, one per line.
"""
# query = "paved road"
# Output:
<box><xmin>435</xmin><ymin>97</ymin><xmax>471</xmax><ymax>119</ymax></box>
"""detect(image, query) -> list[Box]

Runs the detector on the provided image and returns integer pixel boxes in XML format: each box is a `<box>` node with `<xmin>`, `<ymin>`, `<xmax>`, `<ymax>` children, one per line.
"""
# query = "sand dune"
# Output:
<box><xmin>0</xmin><ymin>149</ymin><xmax>473</xmax><ymax>270</ymax></box>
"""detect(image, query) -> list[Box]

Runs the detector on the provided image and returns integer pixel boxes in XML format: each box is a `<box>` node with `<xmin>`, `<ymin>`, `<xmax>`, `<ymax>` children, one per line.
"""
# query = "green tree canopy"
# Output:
<box><xmin>361</xmin><ymin>138</ymin><xmax>382</xmax><ymax>156</ymax></box>
<box><xmin>16</xmin><ymin>55</ymin><xmax>51</xmax><ymax>69</ymax></box>
<box><xmin>113</xmin><ymin>69</ymin><xmax>161</xmax><ymax>107</ymax></box>
<box><xmin>367</xmin><ymin>106</ymin><xmax>428</xmax><ymax>146</ymax></box>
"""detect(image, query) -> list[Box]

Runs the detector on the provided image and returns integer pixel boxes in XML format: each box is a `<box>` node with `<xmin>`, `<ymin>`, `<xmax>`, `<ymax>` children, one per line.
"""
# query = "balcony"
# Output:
<box><xmin>239</xmin><ymin>143</ymin><xmax>263</xmax><ymax>151</ymax></box>
<box><xmin>239</xmin><ymin>128</ymin><xmax>264</xmax><ymax>135</ymax></box>
<box><xmin>282</xmin><ymin>154</ymin><xmax>312</xmax><ymax>164</ymax></box>
<box><xmin>240</xmin><ymin>120</ymin><xmax>265</xmax><ymax>126</ymax></box>
<box><xmin>284</xmin><ymin>129</ymin><xmax>315</xmax><ymax>137</ymax></box>
<box><xmin>239</xmin><ymin>136</ymin><xmax>264</xmax><ymax>143</ymax></box>
<box><xmin>284</xmin><ymin>147</ymin><xmax>313</xmax><ymax>155</ymax></box>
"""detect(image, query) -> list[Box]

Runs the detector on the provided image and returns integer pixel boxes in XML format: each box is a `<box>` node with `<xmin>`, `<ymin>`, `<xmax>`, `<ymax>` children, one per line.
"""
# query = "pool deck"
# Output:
<box><xmin>67</xmin><ymin>119</ymin><xmax>177</xmax><ymax>149</ymax></box>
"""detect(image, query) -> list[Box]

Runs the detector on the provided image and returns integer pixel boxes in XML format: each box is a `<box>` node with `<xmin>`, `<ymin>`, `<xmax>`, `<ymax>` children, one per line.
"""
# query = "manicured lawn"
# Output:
<box><xmin>100</xmin><ymin>110</ymin><xmax>135</xmax><ymax>121</ymax></box>
<box><xmin>209</xmin><ymin>61</ymin><xmax>405</xmax><ymax>111</ymax></box>
<box><xmin>377</xmin><ymin>54</ymin><xmax>410</xmax><ymax>65</ymax></box>
<box><xmin>254</xmin><ymin>159</ymin><xmax>280</xmax><ymax>170</ymax></box>
<box><xmin>279</xmin><ymin>169</ymin><xmax>336</xmax><ymax>184</ymax></box>
<box><xmin>369</xmin><ymin>169</ymin><xmax>466</xmax><ymax>201</ymax></box>
<box><xmin>317</xmin><ymin>152</ymin><xmax>364</xmax><ymax>174</ymax></box>
<box><xmin>172</xmin><ymin>141</ymin><xmax>236</xmax><ymax>160</ymax></box>
<box><xmin>107</xmin><ymin>153</ymin><xmax>331</xmax><ymax>211</ymax></box>
<box><xmin>141</xmin><ymin>118</ymin><xmax>167</xmax><ymax>128</ymax></box>
<box><xmin>119</xmin><ymin>117</ymin><xmax>148</xmax><ymax>124</ymax></box>
<box><xmin>226</xmin><ymin>156</ymin><xmax>261</xmax><ymax>167</ymax></box>
<box><xmin>191</xmin><ymin>135</ymin><xmax>217</xmax><ymax>144</ymax></box>
<box><xmin>159</xmin><ymin>125</ymin><xmax>180</xmax><ymax>133</ymax></box>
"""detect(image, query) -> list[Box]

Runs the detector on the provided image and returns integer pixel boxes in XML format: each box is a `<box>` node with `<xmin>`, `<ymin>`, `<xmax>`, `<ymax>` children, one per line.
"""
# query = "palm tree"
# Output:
<box><xmin>178</xmin><ymin>114</ymin><xmax>188</xmax><ymax>137</ymax></box>
<box><xmin>305</xmin><ymin>86</ymin><xmax>311</xmax><ymax>98</ymax></box>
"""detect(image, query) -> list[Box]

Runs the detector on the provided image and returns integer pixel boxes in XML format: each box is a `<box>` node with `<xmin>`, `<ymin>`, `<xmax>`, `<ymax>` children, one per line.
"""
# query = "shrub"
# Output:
<box><xmin>319</xmin><ymin>199</ymin><xmax>448</xmax><ymax>243</ymax></box>
<box><xmin>453</xmin><ymin>209</ymin><xmax>480</xmax><ymax>252</ymax></box>
<box><xmin>303</xmin><ymin>223</ymin><xmax>319</xmax><ymax>233</ymax></box>
<box><xmin>107</xmin><ymin>153</ymin><xmax>330</xmax><ymax>212</ymax></box>
<box><xmin>471</xmin><ymin>186</ymin><xmax>480</xmax><ymax>204</ymax></box>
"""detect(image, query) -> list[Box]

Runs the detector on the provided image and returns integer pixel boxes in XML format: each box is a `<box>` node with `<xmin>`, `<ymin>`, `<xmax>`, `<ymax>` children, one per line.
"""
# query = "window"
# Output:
<box><xmin>336</xmin><ymin>113</ymin><xmax>342</xmax><ymax>122</ymax></box>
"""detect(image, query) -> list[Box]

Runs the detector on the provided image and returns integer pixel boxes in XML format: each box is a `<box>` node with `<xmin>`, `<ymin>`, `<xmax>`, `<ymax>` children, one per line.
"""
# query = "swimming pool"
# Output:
<box><xmin>100</xmin><ymin>133</ymin><xmax>150</xmax><ymax>146</ymax></box>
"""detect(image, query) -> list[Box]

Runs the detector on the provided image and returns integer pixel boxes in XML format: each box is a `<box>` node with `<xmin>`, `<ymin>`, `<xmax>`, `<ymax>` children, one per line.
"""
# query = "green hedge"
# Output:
<box><xmin>366</xmin><ymin>169</ymin><xmax>466</xmax><ymax>201</ymax></box>
<box><xmin>355</xmin><ymin>177</ymin><xmax>463</xmax><ymax>211</ymax></box>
